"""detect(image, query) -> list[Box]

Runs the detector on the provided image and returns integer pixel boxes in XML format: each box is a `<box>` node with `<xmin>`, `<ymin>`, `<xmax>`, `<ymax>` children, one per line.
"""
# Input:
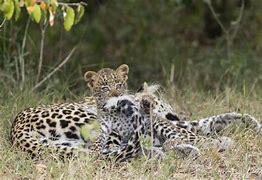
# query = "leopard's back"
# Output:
<box><xmin>11</xmin><ymin>98</ymin><xmax>98</xmax><ymax>158</ymax></box>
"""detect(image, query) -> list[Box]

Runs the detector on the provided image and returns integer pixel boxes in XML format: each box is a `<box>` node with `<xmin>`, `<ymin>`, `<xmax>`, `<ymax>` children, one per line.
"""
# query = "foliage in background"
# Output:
<box><xmin>0</xmin><ymin>0</ymin><xmax>85</xmax><ymax>31</ymax></box>
<box><xmin>0</xmin><ymin>0</ymin><xmax>261</xmax><ymax>97</ymax></box>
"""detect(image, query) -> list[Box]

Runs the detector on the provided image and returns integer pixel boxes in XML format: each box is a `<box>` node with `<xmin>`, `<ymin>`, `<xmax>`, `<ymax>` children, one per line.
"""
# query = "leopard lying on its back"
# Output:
<box><xmin>135</xmin><ymin>82</ymin><xmax>261</xmax><ymax>136</ymax></box>
<box><xmin>84</xmin><ymin>68</ymin><xmax>261</xmax><ymax>161</ymax></box>
<box><xmin>133</xmin><ymin>82</ymin><xmax>261</xmax><ymax>153</ymax></box>
<box><xmin>97</xmin><ymin>82</ymin><xmax>261</xmax><ymax>161</ymax></box>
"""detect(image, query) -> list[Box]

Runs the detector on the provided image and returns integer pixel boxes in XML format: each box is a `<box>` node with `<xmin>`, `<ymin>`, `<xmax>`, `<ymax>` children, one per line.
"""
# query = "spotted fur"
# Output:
<box><xmin>11</xmin><ymin>99</ymin><xmax>98</xmax><ymax>158</ymax></box>
<box><xmin>11</xmin><ymin>64</ymin><xmax>261</xmax><ymax>161</ymax></box>
<box><xmin>99</xmin><ymin>82</ymin><xmax>261</xmax><ymax>160</ymax></box>
<box><xmin>11</xmin><ymin>64</ymin><xmax>132</xmax><ymax>159</ymax></box>
<box><xmin>137</xmin><ymin>82</ymin><xmax>261</xmax><ymax>136</ymax></box>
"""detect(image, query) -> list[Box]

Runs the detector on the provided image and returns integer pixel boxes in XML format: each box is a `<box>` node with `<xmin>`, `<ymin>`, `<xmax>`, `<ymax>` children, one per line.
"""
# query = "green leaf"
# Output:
<box><xmin>25</xmin><ymin>0</ymin><xmax>32</xmax><ymax>7</ymax></box>
<box><xmin>14</xmin><ymin>0</ymin><xmax>20</xmax><ymax>21</ymax></box>
<box><xmin>75</xmin><ymin>4</ymin><xmax>85</xmax><ymax>25</ymax></box>
<box><xmin>50</xmin><ymin>0</ymin><xmax>57</xmax><ymax>5</ymax></box>
<box><xmin>80</xmin><ymin>121</ymin><xmax>99</xmax><ymax>141</ymax></box>
<box><xmin>50</xmin><ymin>0</ymin><xmax>57</xmax><ymax>13</ymax></box>
<box><xmin>139</xmin><ymin>136</ymin><xmax>153</xmax><ymax>150</ymax></box>
<box><xmin>64</xmin><ymin>6</ymin><xmax>75</xmax><ymax>31</ymax></box>
<box><xmin>1</xmin><ymin>0</ymin><xmax>14</xmax><ymax>20</ymax></box>
<box><xmin>32</xmin><ymin>4</ymin><xmax>41</xmax><ymax>23</ymax></box>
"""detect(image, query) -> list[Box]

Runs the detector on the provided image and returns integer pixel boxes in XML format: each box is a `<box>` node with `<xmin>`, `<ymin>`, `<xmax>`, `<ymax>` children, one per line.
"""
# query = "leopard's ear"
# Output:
<box><xmin>116</xmin><ymin>64</ymin><xmax>129</xmax><ymax>81</ymax></box>
<box><xmin>84</xmin><ymin>71</ymin><xmax>98</xmax><ymax>88</ymax></box>
<box><xmin>143</xmin><ymin>82</ymin><xmax>149</xmax><ymax>91</ymax></box>
<box><xmin>137</xmin><ymin>82</ymin><xmax>149</xmax><ymax>93</ymax></box>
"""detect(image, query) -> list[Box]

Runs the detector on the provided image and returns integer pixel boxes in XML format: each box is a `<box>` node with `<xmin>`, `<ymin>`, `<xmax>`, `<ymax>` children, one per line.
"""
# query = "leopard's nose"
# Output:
<box><xmin>109</xmin><ymin>90</ymin><xmax>121</xmax><ymax>97</ymax></box>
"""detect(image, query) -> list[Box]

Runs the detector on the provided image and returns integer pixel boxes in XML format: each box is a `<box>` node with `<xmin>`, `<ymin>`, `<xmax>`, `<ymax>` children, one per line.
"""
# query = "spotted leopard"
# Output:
<box><xmin>11</xmin><ymin>64</ymin><xmax>136</xmax><ymax>159</ymax></box>
<box><xmin>11</xmin><ymin>63</ymin><xmax>261</xmax><ymax>161</ymax></box>
<box><xmin>11</xmin><ymin>64</ymin><xmax>141</xmax><ymax>159</ymax></box>
<box><xmin>10</xmin><ymin>64</ymin><xmax>127</xmax><ymax>158</ymax></box>
<box><xmin>99</xmin><ymin>88</ymin><xmax>227</xmax><ymax>161</ymax></box>
<box><xmin>98</xmin><ymin>82</ymin><xmax>261</xmax><ymax>161</ymax></box>
<box><xmin>83</xmin><ymin>64</ymin><xmax>261</xmax><ymax>161</ymax></box>
<box><xmin>84</xmin><ymin>66</ymin><xmax>204</xmax><ymax>161</ymax></box>
<box><xmin>11</xmin><ymin>98</ymin><xmax>98</xmax><ymax>158</ymax></box>
<box><xmin>133</xmin><ymin>82</ymin><xmax>261</xmax><ymax>155</ymax></box>
<box><xmin>136</xmin><ymin>82</ymin><xmax>261</xmax><ymax>136</ymax></box>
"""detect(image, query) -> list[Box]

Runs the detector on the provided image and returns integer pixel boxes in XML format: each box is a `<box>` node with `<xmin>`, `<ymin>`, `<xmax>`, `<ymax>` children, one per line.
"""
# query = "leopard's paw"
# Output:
<box><xmin>140</xmin><ymin>95</ymin><xmax>156</xmax><ymax>114</ymax></box>
<box><xmin>212</xmin><ymin>136</ymin><xmax>234</xmax><ymax>152</ymax></box>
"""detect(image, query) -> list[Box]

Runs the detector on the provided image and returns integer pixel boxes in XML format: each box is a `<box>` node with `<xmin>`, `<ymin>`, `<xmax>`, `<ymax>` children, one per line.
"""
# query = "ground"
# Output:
<box><xmin>0</xmin><ymin>87</ymin><xmax>261</xmax><ymax>179</ymax></box>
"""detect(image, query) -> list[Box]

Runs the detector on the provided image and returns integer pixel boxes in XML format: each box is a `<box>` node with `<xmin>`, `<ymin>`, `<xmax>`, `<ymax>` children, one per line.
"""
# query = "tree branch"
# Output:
<box><xmin>32</xmin><ymin>47</ymin><xmax>76</xmax><ymax>91</ymax></box>
<box><xmin>36</xmin><ymin>23</ymin><xmax>47</xmax><ymax>83</ymax></box>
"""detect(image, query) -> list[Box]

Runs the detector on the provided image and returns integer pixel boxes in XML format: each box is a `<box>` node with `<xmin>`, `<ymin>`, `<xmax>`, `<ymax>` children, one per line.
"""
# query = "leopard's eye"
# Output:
<box><xmin>101</xmin><ymin>86</ymin><xmax>110</xmax><ymax>92</ymax></box>
<box><xmin>115</xmin><ymin>83</ymin><xmax>122</xmax><ymax>90</ymax></box>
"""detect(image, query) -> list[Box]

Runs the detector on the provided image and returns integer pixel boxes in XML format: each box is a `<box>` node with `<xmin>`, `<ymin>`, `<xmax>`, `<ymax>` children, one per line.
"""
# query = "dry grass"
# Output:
<box><xmin>0</xmin><ymin>87</ymin><xmax>261</xmax><ymax>179</ymax></box>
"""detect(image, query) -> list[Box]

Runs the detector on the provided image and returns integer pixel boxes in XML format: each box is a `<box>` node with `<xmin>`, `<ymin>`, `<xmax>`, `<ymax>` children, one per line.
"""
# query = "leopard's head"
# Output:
<box><xmin>84</xmin><ymin>64</ymin><xmax>129</xmax><ymax>108</ymax></box>
<box><xmin>136</xmin><ymin>82</ymin><xmax>180</xmax><ymax>121</ymax></box>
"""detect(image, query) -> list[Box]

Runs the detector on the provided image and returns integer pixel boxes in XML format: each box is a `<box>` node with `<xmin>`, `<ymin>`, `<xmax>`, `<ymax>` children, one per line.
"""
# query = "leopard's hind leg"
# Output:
<box><xmin>12</xmin><ymin>130</ymin><xmax>89</xmax><ymax>159</ymax></box>
<box><xmin>187</xmin><ymin>112</ymin><xmax>261</xmax><ymax>136</ymax></box>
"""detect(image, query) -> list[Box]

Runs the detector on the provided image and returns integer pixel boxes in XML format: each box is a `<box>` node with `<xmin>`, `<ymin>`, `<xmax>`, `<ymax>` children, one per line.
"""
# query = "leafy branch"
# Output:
<box><xmin>0</xmin><ymin>0</ymin><xmax>86</xmax><ymax>31</ymax></box>
<box><xmin>32</xmin><ymin>46</ymin><xmax>76</xmax><ymax>91</ymax></box>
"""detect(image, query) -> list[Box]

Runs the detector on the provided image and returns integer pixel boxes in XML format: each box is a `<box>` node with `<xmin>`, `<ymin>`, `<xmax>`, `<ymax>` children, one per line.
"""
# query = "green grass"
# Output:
<box><xmin>0</xmin><ymin>87</ymin><xmax>261</xmax><ymax>179</ymax></box>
